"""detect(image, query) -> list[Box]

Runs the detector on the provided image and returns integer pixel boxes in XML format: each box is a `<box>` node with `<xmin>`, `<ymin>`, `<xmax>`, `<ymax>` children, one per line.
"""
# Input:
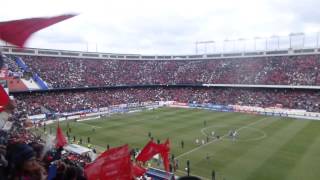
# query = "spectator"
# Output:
<box><xmin>15</xmin><ymin>87</ymin><xmax>320</xmax><ymax>115</ymax></box>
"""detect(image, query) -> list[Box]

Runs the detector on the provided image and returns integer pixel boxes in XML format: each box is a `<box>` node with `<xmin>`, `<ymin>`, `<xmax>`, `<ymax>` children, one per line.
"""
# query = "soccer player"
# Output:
<box><xmin>229</xmin><ymin>129</ymin><xmax>235</xmax><ymax>138</ymax></box>
<box><xmin>175</xmin><ymin>159</ymin><xmax>179</xmax><ymax>170</ymax></box>
<box><xmin>233</xmin><ymin>130</ymin><xmax>239</xmax><ymax>140</ymax></box>
<box><xmin>67</xmin><ymin>122</ymin><xmax>70</xmax><ymax>130</ymax></box>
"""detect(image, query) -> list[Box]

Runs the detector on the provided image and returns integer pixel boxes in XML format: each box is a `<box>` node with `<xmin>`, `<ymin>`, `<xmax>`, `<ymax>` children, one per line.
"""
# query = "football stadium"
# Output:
<box><xmin>1</xmin><ymin>1</ymin><xmax>320</xmax><ymax>180</ymax></box>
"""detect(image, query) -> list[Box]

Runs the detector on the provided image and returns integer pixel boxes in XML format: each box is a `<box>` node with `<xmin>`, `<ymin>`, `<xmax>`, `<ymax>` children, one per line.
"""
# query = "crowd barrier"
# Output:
<box><xmin>170</xmin><ymin>102</ymin><xmax>320</xmax><ymax>120</ymax></box>
<box><xmin>28</xmin><ymin>101</ymin><xmax>164</xmax><ymax>123</ymax></box>
<box><xmin>28</xmin><ymin>101</ymin><xmax>320</xmax><ymax>123</ymax></box>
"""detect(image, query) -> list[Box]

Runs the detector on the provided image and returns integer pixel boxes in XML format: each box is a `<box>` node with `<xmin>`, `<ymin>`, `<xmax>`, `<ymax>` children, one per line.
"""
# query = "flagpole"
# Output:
<box><xmin>56</xmin><ymin>115</ymin><xmax>60</xmax><ymax>129</ymax></box>
<box><xmin>187</xmin><ymin>160</ymin><xmax>190</xmax><ymax>176</ymax></box>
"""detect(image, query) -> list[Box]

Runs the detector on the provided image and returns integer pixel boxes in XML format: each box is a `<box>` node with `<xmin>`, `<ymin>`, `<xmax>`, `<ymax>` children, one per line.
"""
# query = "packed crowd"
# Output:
<box><xmin>1</xmin><ymin>55</ymin><xmax>23</xmax><ymax>78</ymax></box>
<box><xmin>1</xmin><ymin>52</ymin><xmax>319</xmax><ymax>180</ymax></box>
<box><xmin>18</xmin><ymin>54</ymin><xmax>320</xmax><ymax>88</ymax></box>
<box><xmin>14</xmin><ymin>87</ymin><xmax>320</xmax><ymax>115</ymax></box>
<box><xmin>0</xmin><ymin>99</ymin><xmax>92</xmax><ymax>180</ymax></box>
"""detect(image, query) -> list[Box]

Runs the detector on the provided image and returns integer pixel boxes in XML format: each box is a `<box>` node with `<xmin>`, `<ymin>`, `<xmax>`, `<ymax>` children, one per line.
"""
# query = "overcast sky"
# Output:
<box><xmin>1</xmin><ymin>0</ymin><xmax>320</xmax><ymax>55</ymax></box>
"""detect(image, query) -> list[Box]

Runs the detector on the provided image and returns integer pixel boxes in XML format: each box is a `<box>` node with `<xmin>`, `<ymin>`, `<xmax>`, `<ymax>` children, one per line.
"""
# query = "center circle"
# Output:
<box><xmin>201</xmin><ymin>125</ymin><xmax>267</xmax><ymax>142</ymax></box>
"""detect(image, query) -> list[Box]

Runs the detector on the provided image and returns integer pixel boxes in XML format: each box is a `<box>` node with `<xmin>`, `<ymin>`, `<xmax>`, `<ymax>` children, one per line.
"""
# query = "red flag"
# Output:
<box><xmin>133</xmin><ymin>164</ymin><xmax>147</xmax><ymax>177</ymax></box>
<box><xmin>0</xmin><ymin>52</ymin><xmax>3</xmax><ymax>69</ymax></box>
<box><xmin>136</xmin><ymin>139</ymin><xmax>171</xmax><ymax>172</ymax></box>
<box><xmin>85</xmin><ymin>144</ymin><xmax>132</xmax><ymax>180</ymax></box>
<box><xmin>136</xmin><ymin>140</ymin><xmax>160</xmax><ymax>162</ymax></box>
<box><xmin>0</xmin><ymin>85</ymin><xmax>9</xmax><ymax>112</ymax></box>
<box><xmin>159</xmin><ymin>139</ymin><xmax>170</xmax><ymax>172</ymax></box>
<box><xmin>55</xmin><ymin>124</ymin><xmax>67</xmax><ymax>148</ymax></box>
<box><xmin>0</xmin><ymin>14</ymin><xmax>76</xmax><ymax>47</ymax></box>
<box><xmin>84</xmin><ymin>153</ymin><xmax>106</xmax><ymax>180</ymax></box>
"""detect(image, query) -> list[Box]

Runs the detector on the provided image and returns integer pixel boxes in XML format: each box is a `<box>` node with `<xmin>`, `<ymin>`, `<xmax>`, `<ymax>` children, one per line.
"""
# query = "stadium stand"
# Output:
<box><xmin>0</xmin><ymin>52</ymin><xmax>318</xmax><ymax>114</ymax></box>
<box><xmin>16</xmin><ymin>54</ymin><xmax>320</xmax><ymax>88</ymax></box>
<box><xmin>14</xmin><ymin>87</ymin><xmax>320</xmax><ymax>115</ymax></box>
<box><xmin>0</xmin><ymin>55</ymin><xmax>41</xmax><ymax>91</ymax></box>
<box><xmin>1</xmin><ymin>48</ymin><xmax>320</xmax><ymax>180</ymax></box>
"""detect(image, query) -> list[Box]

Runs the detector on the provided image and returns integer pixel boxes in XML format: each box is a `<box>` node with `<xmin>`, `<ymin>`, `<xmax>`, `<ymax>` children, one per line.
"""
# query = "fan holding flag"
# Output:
<box><xmin>136</xmin><ymin>139</ymin><xmax>171</xmax><ymax>172</ymax></box>
<box><xmin>55</xmin><ymin>123</ymin><xmax>68</xmax><ymax>149</ymax></box>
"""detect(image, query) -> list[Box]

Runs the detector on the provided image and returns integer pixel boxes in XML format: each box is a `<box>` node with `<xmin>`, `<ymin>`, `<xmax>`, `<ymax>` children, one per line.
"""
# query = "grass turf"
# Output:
<box><xmin>43</xmin><ymin>107</ymin><xmax>320</xmax><ymax>180</ymax></box>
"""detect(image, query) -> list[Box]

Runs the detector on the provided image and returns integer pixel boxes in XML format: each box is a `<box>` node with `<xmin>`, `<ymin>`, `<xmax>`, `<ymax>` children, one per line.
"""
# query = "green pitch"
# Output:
<box><xmin>47</xmin><ymin>107</ymin><xmax>320</xmax><ymax>180</ymax></box>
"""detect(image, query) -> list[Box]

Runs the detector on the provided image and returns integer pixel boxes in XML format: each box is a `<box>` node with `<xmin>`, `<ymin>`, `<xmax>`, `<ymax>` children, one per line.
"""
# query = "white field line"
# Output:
<box><xmin>77</xmin><ymin>116</ymin><xmax>101</xmax><ymax>122</ymax></box>
<box><xmin>230</xmin><ymin>127</ymin><xmax>267</xmax><ymax>142</ymax></box>
<box><xmin>76</xmin><ymin>122</ymin><xmax>102</xmax><ymax>129</ymax></box>
<box><xmin>176</xmin><ymin>117</ymin><xmax>272</xmax><ymax>159</ymax></box>
<box><xmin>77</xmin><ymin>108</ymin><xmax>184</xmax><ymax>130</ymax></box>
<box><xmin>176</xmin><ymin>169</ymin><xmax>209</xmax><ymax>180</ymax></box>
<box><xmin>77</xmin><ymin>108</ymin><xmax>185</xmax><ymax>130</ymax></box>
<box><xmin>93</xmin><ymin>144</ymin><xmax>106</xmax><ymax>152</ymax></box>
<box><xmin>201</xmin><ymin>125</ymin><xmax>268</xmax><ymax>142</ymax></box>
<box><xmin>201</xmin><ymin>125</ymin><xmax>226</xmax><ymax>137</ymax></box>
<box><xmin>82</xmin><ymin>110</ymin><xmax>182</xmax><ymax>152</ymax></box>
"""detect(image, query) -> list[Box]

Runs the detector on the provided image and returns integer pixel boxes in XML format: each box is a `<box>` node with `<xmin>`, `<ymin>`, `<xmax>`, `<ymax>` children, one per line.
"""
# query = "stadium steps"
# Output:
<box><xmin>21</xmin><ymin>79</ymin><xmax>40</xmax><ymax>90</ymax></box>
<box><xmin>40</xmin><ymin>106</ymin><xmax>52</xmax><ymax>114</ymax></box>
<box><xmin>15</xmin><ymin>56</ymin><xmax>49</xmax><ymax>90</ymax></box>
<box><xmin>6</xmin><ymin>77</ymin><xmax>29</xmax><ymax>91</ymax></box>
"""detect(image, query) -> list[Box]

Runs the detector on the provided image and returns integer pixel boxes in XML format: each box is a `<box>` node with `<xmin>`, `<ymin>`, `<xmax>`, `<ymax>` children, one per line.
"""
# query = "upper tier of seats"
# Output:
<box><xmin>17</xmin><ymin>54</ymin><xmax>320</xmax><ymax>88</ymax></box>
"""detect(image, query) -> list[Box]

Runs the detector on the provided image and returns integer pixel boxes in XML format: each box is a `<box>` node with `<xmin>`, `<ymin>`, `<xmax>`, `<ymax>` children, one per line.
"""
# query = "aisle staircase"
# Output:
<box><xmin>14</xmin><ymin>56</ymin><xmax>49</xmax><ymax>90</ymax></box>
